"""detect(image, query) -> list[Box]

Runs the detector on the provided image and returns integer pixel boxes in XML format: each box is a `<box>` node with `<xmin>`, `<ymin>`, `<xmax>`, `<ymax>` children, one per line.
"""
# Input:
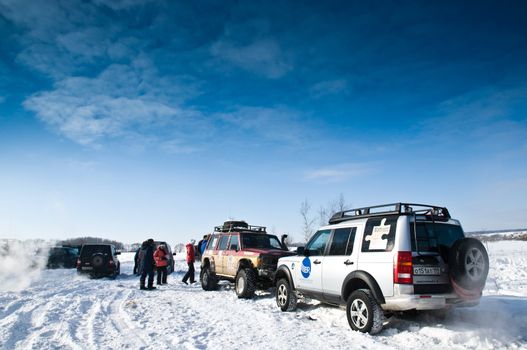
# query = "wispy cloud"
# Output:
<box><xmin>217</xmin><ymin>106</ymin><xmax>309</xmax><ymax>145</ymax></box>
<box><xmin>310</xmin><ymin>79</ymin><xmax>348</xmax><ymax>98</ymax></box>
<box><xmin>23</xmin><ymin>57</ymin><xmax>208</xmax><ymax>149</ymax></box>
<box><xmin>211</xmin><ymin>38</ymin><xmax>292</xmax><ymax>79</ymax></box>
<box><xmin>417</xmin><ymin>85</ymin><xmax>527</xmax><ymax>150</ymax></box>
<box><xmin>305</xmin><ymin>163</ymin><xmax>376</xmax><ymax>183</ymax></box>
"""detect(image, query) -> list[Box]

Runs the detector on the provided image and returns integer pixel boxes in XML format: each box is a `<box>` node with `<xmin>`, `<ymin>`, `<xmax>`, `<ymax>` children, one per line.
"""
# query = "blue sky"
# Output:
<box><xmin>1</xmin><ymin>0</ymin><xmax>526</xmax><ymax>244</ymax></box>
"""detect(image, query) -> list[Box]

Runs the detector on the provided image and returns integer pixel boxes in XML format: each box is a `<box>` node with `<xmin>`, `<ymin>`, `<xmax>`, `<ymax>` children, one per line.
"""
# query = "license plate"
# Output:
<box><xmin>413</xmin><ymin>266</ymin><xmax>440</xmax><ymax>275</ymax></box>
<box><xmin>81</xmin><ymin>266</ymin><xmax>93</xmax><ymax>270</ymax></box>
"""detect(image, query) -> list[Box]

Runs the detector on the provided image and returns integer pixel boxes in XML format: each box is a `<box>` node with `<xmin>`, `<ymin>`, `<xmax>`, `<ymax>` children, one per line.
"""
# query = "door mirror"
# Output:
<box><xmin>296</xmin><ymin>246</ymin><xmax>305</xmax><ymax>255</ymax></box>
<box><xmin>173</xmin><ymin>252</ymin><xmax>177</xmax><ymax>256</ymax></box>
<box><xmin>115</xmin><ymin>251</ymin><xmax>121</xmax><ymax>255</ymax></box>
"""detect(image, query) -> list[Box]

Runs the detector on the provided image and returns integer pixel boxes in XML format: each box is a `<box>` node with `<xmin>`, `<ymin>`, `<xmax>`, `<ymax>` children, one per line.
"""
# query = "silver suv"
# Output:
<box><xmin>274</xmin><ymin>203</ymin><xmax>489</xmax><ymax>334</ymax></box>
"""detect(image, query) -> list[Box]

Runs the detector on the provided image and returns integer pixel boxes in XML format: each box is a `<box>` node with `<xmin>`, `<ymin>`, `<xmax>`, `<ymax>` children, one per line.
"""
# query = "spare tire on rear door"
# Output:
<box><xmin>91</xmin><ymin>253</ymin><xmax>107</xmax><ymax>269</ymax></box>
<box><xmin>449</xmin><ymin>238</ymin><xmax>489</xmax><ymax>291</ymax></box>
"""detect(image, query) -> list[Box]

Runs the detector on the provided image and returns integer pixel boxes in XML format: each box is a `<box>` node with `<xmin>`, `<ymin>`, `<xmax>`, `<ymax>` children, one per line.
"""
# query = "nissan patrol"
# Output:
<box><xmin>201</xmin><ymin>221</ymin><xmax>295</xmax><ymax>298</ymax></box>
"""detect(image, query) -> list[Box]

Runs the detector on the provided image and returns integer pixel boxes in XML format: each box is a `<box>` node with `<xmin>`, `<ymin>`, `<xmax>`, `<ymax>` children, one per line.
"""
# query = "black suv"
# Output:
<box><xmin>47</xmin><ymin>246</ymin><xmax>79</xmax><ymax>268</ymax></box>
<box><xmin>76</xmin><ymin>244</ymin><xmax>121</xmax><ymax>278</ymax></box>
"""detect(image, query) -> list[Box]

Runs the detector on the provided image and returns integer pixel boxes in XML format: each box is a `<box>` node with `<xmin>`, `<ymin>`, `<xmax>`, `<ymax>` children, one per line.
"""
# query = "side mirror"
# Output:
<box><xmin>296</xmin><ymin>247</ymin><xmax>305</xmax><ymax>256</ymax></box>
<box><xmin>115</xmin><ymin>251</ymin><xmax>121</xmax><ymax>255</ymax></box>
<box><xmin>173</xmin><ymin>252</ymin><xmax>177</xmax><ymax>256</ymax></box>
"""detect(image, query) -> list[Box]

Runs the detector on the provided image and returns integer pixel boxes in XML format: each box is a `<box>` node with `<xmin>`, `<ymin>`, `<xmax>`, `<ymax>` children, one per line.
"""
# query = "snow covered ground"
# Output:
<box><xmin>0</xmin><ymin>241</ymin><xmax>526</xmax><ymax>350</ymax></box>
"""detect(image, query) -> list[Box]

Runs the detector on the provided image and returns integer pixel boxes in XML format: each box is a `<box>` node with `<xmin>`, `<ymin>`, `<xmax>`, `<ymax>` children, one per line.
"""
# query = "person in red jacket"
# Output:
<box><xmin>182</xmin><ymin>239</ymin><xmax>196</xmax><ymax>285</ymax></box>
<box><xmin>154</xmin><ymin>244</ymin><xmax>169</xmax><ymax>285</ymax></box>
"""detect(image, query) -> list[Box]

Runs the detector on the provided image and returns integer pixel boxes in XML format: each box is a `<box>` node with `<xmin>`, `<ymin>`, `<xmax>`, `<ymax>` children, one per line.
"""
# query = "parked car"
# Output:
<box><xmin>274</xmin><ymin>203</ymin><xmax>489</xmax><ymax>334</ymax></box>
<box><xmin>47</xmin><ymin>246</ymin><xmax>79</xmax><ymax>268</ymax></box>
<box><xmin>76</xmin><ymin>244</ymin><xmax>121</xmax><ymax>278</ymax></box>
<box><xmin>200</xmin><ymin>220</ymin><xmax>295</xmax><ymax>298</ymax></box>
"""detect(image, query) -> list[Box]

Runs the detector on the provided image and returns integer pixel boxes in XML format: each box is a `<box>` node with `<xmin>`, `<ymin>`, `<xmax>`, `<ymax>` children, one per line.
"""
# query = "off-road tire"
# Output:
<box><xmin>276</xmin><ymin>278</ymin><xmax>297</xmax><ymax>312</ymax></box>
<box><xmin>201</xmin><ymin>266</ymin><xmax>219</xmax><ymax>291</ymax></box>
<box><xmin>449</xmin><ymin>238</ymin><xmax>489</xmax><ymax>290</ymax></box>
<box><xmin>235</xmin><ymin>268</ymin><xmax>256</xmax><ymax>299</ymax></box>
<box><xmin>346</xmin><ymin>289</ymin><xmax>383</xmax><ymax>334</ymax></box>
<box><xmin>91</xmin><ymin>253</ymin><xmax>106</xmax><ymax>269</ymax></box>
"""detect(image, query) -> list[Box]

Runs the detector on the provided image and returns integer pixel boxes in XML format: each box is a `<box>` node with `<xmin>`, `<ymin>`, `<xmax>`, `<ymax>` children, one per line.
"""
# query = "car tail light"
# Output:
<box><xmin>109</xmin><ymin>259</ymin><xmax>114</xmax><ymax>266</ymax></box>
<box><xmin>394</xmin><ymin>251</ymin><xmax>413</xmax><ymax>284</ymax></box>
<box><xmin>76</xmin><ymin>259</ymin><xmax>81</xmax><ymax>267</ymax></box>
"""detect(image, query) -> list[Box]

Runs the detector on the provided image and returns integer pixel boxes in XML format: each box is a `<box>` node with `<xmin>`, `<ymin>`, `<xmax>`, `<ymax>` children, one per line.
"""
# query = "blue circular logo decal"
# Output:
<box><xmin>301</xmin><ymin>257</ymin><xmax>311</xmax><ymax>278</ymax></box>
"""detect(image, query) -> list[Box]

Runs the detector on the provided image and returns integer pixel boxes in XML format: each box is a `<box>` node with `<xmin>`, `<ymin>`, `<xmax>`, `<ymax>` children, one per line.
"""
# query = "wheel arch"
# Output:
<box><xmin>237</xmin><ymin>258</ymin><xmax>254</xmax><ymax>271</ymax></box>
<box><xmin>275</xmin><ymin>265</ymin><xmax>295</xmax><ymax>290</ymax></box>
<box><xmin>341</xmin><ymin>270</ymin><xmax>385</xmax><ymax>305</ymax></box>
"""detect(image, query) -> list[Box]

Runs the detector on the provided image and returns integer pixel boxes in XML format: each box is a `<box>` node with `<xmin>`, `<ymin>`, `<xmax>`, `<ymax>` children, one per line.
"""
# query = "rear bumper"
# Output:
<box><xmin>382</xmin><ymin>284</ymin><xmax>480</xmax><ymax>311</ymax></box>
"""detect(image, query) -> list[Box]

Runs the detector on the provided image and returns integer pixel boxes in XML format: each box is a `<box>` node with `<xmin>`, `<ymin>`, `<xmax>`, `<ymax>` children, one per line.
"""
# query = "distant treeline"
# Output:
<box><xmin>467</xmin><ymin>228</ymin><xmax>527</xmax><ymax>235</ymax></box>
<box><xmin>471</xmin><ymin>233</ymin><xmax>527</xmax><ymax>242</ymax></box>
<box><xmin>467</xmin><ymin>231</ymin><xmax>527</xmax><ymax>242</ymax></box>
<box><xmin>58</xmin><ymin>237</ymin><xmax>125</xmax><ymax>250</ymax></box>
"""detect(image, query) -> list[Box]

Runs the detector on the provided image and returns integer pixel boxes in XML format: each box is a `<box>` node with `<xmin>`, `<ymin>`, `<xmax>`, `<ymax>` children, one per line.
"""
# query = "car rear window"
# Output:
<box><xmin>80</xmin><ymin>245</ymin><xmax>111</xmax><ymax>257</ymax></box>
<box><xmin>410</xmin><ymin>222</ymin><xmax>465</xmax><ymax>252</ymax></box>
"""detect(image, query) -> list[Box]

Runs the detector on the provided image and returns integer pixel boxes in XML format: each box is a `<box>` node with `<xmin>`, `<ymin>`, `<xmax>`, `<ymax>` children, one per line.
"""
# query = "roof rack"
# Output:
<box><xmin>214</xmin><ymin>220</ymin><xmax>267</xmax><ymax>233</ymax></box>
<box><xmin>328</xmin><ymin>203</ymin><xmax>451</xmax><ymax>224</ymax></box>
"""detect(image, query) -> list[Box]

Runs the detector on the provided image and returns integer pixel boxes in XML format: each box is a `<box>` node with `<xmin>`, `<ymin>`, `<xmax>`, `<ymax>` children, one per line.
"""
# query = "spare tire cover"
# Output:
<box><xmin>91</xmin><ymin>253</ymin><xmax>106</xmax><ymax>268</ymax></box>
<box><xmin>449</xmin><ymin>238</ymin><xmax>489</xmax><ymax>290</ymax></box>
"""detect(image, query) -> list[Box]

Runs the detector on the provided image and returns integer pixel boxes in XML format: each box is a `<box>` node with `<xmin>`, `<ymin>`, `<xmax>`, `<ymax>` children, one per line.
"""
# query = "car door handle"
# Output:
<box><xmin>313</xmin><ymin>260</ymin><xmax>322</xmax><ymax>264</ymax></box>
<box><xmin>344</xmin><ymin>260</ymin><xmax>354</xmax><ymax>265</ymax></box>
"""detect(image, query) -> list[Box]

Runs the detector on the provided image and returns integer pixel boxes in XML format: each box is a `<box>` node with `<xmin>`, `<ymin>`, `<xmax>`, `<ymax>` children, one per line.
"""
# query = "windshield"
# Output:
<box><xmin>241</xmin><ymin>233</ymin><xmax>284</xmax><ymax>250</ymax></box>
<box><xmin>411</xmin><ymin>222</ymin><xmax>465</xmax><ymax>252</ymax></box>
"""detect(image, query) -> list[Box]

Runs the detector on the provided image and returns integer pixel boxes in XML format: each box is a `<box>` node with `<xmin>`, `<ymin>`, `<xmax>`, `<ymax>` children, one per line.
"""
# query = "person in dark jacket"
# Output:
<box><xmin>140</xmin><ymin>239</ymin><xmax>156</xmax><ymax>290</ymax></box>
<box><xmin>133</xmin><ymin>246</ymin><xmax>141</xmax><ymax>275</ymax></box>
<box><xmin>182</xmin><ymin>239</ymin><xmax>196</xmax><ymax>285</ymax></box>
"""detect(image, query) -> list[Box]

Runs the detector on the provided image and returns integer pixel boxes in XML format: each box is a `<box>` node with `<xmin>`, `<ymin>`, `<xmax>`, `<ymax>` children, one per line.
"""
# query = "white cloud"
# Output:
<box><xmin>23</xmin><ymin>57</ymin><xmax>208</xmax><ymax>149</ymax></box>
<box><xmin>0</xmin><ymin>96</ymin><xmax>5</xmax><ymax>104</ymax></box>
<box><xmin>305</xmin><ymin>163</ymin><xmax>375</xmax><ymax>183</ymax></box>
<box><xmin>211</xmin><ymin>38</ymin><xmax>292</xmax><ymax>79</ymax></box>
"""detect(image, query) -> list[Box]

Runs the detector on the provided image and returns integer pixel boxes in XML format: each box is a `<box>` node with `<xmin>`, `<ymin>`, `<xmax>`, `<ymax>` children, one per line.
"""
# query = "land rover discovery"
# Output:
<box><xmin>274</xmin><ymin>203</ymin><xmax>489</xmax><ymax>334</ymax></box>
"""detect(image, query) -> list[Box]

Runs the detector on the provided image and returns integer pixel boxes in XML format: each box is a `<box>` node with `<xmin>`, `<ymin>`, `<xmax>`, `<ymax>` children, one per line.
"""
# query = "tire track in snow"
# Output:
<box><xmin>106</xmin><ymin>289</ymin><xmax>149</xmax><ymax>349</ymax></box>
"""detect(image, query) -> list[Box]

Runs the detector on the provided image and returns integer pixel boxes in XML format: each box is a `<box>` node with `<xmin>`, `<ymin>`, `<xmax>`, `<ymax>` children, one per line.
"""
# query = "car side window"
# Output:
<box><xmin>218</xmin><ymin>235</ymin><xmax>230</xmax><ymax>250</ymax></box>
<box><xmin>328</xmin><ymin>227</ymin><xmax>357</xmax><ymax>256</ymax></box>
<box><xmin>305</xmin><ymin>230</ymin><xmax>331</xmax><ymax>256</ymax></box>
<box><xmin>229</xmin><ymin>235</ymin><xmax>239</xmax><ymax>251</ymax></box>
<box><xmin>208</xmin><ymin>236</ymin><xmax>219</xmax><ymax>250</ymax></box>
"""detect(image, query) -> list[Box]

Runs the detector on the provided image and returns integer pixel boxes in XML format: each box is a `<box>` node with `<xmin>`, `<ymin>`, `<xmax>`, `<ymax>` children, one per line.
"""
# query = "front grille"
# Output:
<box><xmin>261</xmin><ymin>257</ymin><xmax>279</xmax><ymax>269</ymax></box>
<box><xmin>414</xmin><ymin>284</ymin><xmax>452</xmax><ymax>294</ymax></box>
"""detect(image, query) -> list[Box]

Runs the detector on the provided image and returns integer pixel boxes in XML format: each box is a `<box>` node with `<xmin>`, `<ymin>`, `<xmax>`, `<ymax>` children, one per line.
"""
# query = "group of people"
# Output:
<box><xmin>133</xmin><ymin>238</ymin><xmax>199</xmax><ymax>290</ymax></box>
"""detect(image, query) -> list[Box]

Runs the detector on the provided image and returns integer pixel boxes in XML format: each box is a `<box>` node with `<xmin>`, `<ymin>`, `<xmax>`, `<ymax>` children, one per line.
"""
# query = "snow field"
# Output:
<box><xmin>0</xmin><ymin>241</ymin><xmax>526</xmax><ymax>349</ymax></box>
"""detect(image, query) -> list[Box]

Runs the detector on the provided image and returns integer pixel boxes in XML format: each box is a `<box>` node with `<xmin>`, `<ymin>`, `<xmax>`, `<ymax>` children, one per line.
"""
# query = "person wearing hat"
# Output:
<box><xmin>182</xmin><ymin>239</ymin><xmax>196</xmax><ymax>285</ymax></box>
<box><xmin>153</xmin><ymin>244</ymin><xmax>169</xmax><ymax>285</ymax></box>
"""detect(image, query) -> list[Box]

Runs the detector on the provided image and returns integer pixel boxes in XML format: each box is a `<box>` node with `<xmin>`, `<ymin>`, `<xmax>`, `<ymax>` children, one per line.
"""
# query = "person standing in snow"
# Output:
<box><xmin>182</xmin><ymin>239</ymin><xmax>196</xmax><ymax>285</ymax></box>
<box><xmin>135</xmin><ymin>241</ymin><xmax>147</xmax><ymax>275</ymax></box>
<box><xmin>133</xmin><ymin>245</ymin><xmax>142</xmax><ymax>275</ymax></box>
<box><xmin>199</xmin><ymin>234</ymin><xmax>210</xmax><ymax>257</ymax></box>
<box><xmin>139</xmin><ymin>239</ymin><xmax>156</xmax><ymax>290</ymax></box>
<box><xmin>153</xmin><ymin>244</ymin><xmax>169</xmax><ymax>285</ymax></box>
